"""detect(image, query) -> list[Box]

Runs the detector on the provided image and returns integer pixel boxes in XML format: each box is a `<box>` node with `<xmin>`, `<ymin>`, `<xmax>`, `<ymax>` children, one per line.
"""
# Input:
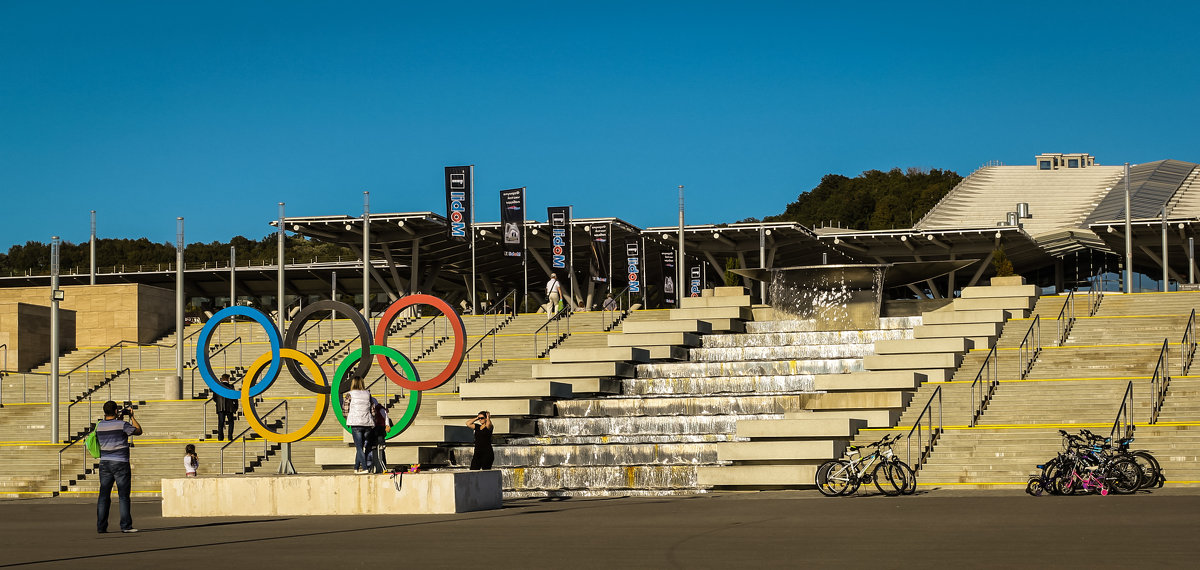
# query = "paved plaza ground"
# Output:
<box><xmin>2</xmin><ymin>488</ymin><xmax>1198</xmax><ymax>568</ymax></box>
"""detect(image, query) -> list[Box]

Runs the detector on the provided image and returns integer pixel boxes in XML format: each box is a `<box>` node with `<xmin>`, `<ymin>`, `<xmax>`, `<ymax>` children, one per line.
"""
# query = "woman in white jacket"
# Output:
<box><xmin>344</xmin><ymin>376</ymin><xmax>375</xmax><ymax>474</ymax></box>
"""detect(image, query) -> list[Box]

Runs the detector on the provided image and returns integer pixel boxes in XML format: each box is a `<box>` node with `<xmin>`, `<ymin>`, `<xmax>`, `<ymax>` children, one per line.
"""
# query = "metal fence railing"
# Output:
<box><xmin>969</xmin><ymin>344</ymin><xmax>998</xmax><ymax>427</ymax></box>
<box><xmin>1150</xmin><ymin>338</ymin><xmax>1171</xmax><ymax>424</ymax></box>
<box><xmin>905</xmin><ymin>386</ymin><xmax>943</xmax><ymax>471</ymax></box>
<box><xmin>1018</xmin><ymin>314</ymin><xmax>1041</xmax><ymax>380</ymax></box>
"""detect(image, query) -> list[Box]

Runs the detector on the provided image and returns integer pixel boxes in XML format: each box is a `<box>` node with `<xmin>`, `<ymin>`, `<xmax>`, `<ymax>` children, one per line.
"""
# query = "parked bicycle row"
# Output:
<box><xmin>816</xmin><ymin>434</ymin><xmax>916</xmax><ymax>497</ymax></box>
<box><xmin>1026</xmin><ymin>429</ymin><xmax>1165</xmax><ymax>496</ymax></box>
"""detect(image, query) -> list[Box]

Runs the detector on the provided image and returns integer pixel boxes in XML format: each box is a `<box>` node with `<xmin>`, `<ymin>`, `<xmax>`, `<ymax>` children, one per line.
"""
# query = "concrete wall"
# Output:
<box><xmin>0</xmin><ymin>283</ymin><xmax>173</xmax><ymax>348</ymax></box>
<box><xmin>0</xmin><ymin>303</ymin><xmax>76</xmax><ymax>372</ymax></box>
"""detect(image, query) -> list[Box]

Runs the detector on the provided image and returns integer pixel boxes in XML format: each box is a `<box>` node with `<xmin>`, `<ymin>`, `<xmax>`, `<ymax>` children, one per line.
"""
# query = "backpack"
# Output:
<box><xmin>85</xmin><ymin>426</ymin><xmax>101</xmax><ymax>458</ymax></box>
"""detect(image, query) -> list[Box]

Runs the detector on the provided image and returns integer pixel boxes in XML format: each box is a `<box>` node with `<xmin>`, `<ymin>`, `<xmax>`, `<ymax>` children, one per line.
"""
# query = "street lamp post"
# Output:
<box><xmin>50</xmin><ymin>236</ymin><xmax>61</xmax><ymax>443</ymax></box>
<box><xmin>677</xmin><ymin>185</ymin><xmax>685</xmax><ymax>299</ymax></box>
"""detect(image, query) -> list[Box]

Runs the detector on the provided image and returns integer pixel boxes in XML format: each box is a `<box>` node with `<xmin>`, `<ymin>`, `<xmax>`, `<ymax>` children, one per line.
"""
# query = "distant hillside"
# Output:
<box><xmin>751</xmin><ymin>167</ymin><xmax>962</xmax><ymax>230</ymax></box>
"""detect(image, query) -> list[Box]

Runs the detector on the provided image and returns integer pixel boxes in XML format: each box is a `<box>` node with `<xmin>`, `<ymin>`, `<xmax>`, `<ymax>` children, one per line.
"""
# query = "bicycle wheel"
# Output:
<box><xmin>872</xmin><ymin>462</ymin><xmax>903</xmax><ymax>496</ymax></box>
<box><xmin>1106</xmin><ymin>458</ymin><xmax>1141</xmax><ymax>495</ymax></box>
<box><xmin>1025</xmin><ymin>477</ymin><xmax>1043</xmax><ymax>496</ymax></box>
<box><xmin>816</xmin><ymin>460</ymin><xmax>850</xmax><ymax>497</ymax></box>
<box><xmin>1129</xmin><ymin>451</ymin><xmax>1163</xmax><ymax>489</ymax></box>
<box><xmin>889</xmin><ymin>460</ymin><xmax>917</xmax><ymax>495</ymax></box>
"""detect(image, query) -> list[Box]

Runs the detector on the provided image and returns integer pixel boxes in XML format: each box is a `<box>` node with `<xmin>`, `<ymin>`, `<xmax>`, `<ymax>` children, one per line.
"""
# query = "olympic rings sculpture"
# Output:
<box><xmin>196</xmin><ymin>294</ymin><xmax>466</xmax><ymax>444</ymax></box>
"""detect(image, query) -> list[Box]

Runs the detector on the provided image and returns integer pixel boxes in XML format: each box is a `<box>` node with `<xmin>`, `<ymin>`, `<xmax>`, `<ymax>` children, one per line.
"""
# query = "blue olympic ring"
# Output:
<box><xmin>196</xmin><ymin>306</ymin><xmax>282</xmax><ymax>400</ymax></box>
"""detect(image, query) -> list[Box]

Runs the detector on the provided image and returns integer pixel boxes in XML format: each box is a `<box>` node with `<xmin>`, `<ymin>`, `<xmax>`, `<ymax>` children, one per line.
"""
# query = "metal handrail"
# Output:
<box><xmin>1055</xmin><ymin>290</ymin><xmax>1076</xmax><ymax>346</ymax></box>
<box><xmin>0</xmin><ymin>343</ymin><xmax>6</xmax><ymax>406</ymax></box>
<box><xmin>1110</xmin><ymin>381</ymin><xmax>1135</xmax><ymax>440</ymax></box>
<box><xmin>57</xmin><ymin>421</ymin><xmax>96</xmax><ymax>495</ymax></box>
<box><xmin>220</xmin><ymin>400</ymin><xmax>287</xmax><ymax>475</ymax></box>
<box><xmin>533</xmin><ymin>304</ymin><xmax>572</xmax><ymax>358</ymax></box>
<box><xmin>1181</xmin><ymin>308</ymin><xmax>1197</xmax><ymax>376</ymax></box>
<box><xmin>456</xmin><ymin>326</ymin><xmax>500</xmax><ymax>388</ymax></box>
<box><xmin>1150</xmin><ymin>338</ymin><xmax>1171</xmax><ymax>424</ymax></box>
<box><xmin>1087</xmin><ymin>276</ymin><xmax>1104</xmax><ymax>317</ymax></box>
<box><xmin>905</xmin><ymin>385</ymin><xmax>943</xmax><ymax>471</ymax></box>
<box><xmin>189</xmin><ymin>336</ymin><xmax>244</xmax><ymax>398</ymax></box>
<box><xmin>1017</xmin><ymin>314</ymin><xmax>1041</xmax><ymax>379</ymax></box>
<box><xmin>65</xmin><ymin>368</ymin><xmax>131</xmax><ymax>440</ymax></box>
<box><xmin>969</xmin><ymin>344</ymin><xmax>998</xmax><ymax>427</ymax></box>
<box><xmin>600</xmin><ymin>285</ymin><xmax>633</xmax><ymax>331</ymax></box>
<box><xmin>0</xmin><ymin>369</ymin><xmax>50</xmax><ymax>404</ymax></box>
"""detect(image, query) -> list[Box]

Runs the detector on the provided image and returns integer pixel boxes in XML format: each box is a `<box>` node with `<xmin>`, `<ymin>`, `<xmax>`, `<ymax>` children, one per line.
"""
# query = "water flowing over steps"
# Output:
<box><xmin>870</xmin><ymin>290</ymin><xmax>1200</xmax><ymax>488</ymax></box>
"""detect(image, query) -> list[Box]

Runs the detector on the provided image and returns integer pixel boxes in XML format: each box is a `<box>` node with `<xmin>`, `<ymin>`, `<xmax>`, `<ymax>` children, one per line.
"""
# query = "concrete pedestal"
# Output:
<box><xmin>161</xmin><ymin>471</ymin><xmax>502</xmax><ymax>516</ymax></box>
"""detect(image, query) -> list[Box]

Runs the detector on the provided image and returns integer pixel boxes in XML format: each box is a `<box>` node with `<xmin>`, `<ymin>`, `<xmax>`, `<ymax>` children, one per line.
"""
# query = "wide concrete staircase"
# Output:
<box><xmin>875</xmin><ymin>290</ymin><xmax>1200</xmax><ymax>488</ymax></box>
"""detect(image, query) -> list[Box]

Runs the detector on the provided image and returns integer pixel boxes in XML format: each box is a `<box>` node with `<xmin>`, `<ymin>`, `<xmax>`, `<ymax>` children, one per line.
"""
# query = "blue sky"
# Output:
<box><xmin>2</xmin><ymin>1</ymin><xmax>1198</xmax><ymax>249</ymax></box>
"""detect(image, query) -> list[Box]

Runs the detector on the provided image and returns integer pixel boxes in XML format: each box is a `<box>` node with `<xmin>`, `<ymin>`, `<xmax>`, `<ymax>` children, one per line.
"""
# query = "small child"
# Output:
<box><xmin>184</xmin><ymin>444</ymin><xmax>198</xmax><ymax>477</ymax></box>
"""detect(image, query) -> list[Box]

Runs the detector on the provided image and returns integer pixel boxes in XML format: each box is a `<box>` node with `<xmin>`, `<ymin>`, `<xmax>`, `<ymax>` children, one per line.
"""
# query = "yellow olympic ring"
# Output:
<box><xmin>239</xmin><ymin>348</ymin><xmax>330</xmax><ymax>444</ymax></box>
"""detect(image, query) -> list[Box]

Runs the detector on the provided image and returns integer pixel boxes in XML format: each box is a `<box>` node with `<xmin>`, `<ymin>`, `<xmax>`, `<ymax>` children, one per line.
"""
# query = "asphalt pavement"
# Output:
<box><xmin>2</xmin><ymin>488</ymin><xmax>1198</xmax><ymax>568</ymax></box>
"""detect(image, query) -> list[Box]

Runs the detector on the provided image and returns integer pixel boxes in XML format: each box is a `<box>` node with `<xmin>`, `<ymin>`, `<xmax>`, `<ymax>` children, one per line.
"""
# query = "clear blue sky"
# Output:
<box><xmin>3</xmin><ymin>1</ymin><xmax>1198</xmax><ymax>249</ymax></box>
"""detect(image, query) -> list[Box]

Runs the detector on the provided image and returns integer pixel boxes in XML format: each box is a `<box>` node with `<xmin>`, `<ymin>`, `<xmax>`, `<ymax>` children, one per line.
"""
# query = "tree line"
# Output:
<box><xmin>747</xmin><ymin>167</ymin><xmax>962</xmax><ymax>230</ymax></box>
<box><xmin>0</xmin><ymin>234</ymin><xmax>355</xmax><ymax>275</ymax></box>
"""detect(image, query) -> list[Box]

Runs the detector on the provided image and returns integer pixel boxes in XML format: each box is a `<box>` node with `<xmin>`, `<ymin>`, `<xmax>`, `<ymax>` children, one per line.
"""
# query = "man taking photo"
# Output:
<box><xmin>96</xmin><ymin>400</ymin><xmax>143</xmax><ymax>534</ymax></box>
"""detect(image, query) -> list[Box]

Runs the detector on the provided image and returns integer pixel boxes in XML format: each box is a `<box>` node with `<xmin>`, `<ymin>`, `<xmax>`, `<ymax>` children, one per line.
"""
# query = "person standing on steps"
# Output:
<box><xmin>343</xmin><ymin>376</ymin><xmax>374</xmax><ymax>474</ymax></box>
<box><xmin>213</xmin><ymin>373</ymin><xmax>238</xmax><ymax>441</ymax></box>
<box><xmin>467</xmin><ymin>410</ymin><xmax>494</xmax><ymax>470</ymax></box>
<box><xmin>546</xmin><ymin>272</ymin><xmax>563</xmax><ymax>319</ymax></box>
<box><xmin>96</xmin><ymin>400</ymin><xmax>143</xmax><ymax>534</ymax></box>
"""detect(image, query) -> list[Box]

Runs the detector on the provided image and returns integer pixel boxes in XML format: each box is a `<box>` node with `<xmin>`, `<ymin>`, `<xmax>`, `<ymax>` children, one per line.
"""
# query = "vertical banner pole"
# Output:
<box><xmin>175</xmin><ymin>218</ymin><xmax>184</xmax><ymax>400</ymax></box>
<box><xmin>607</xmin><ymin>222</ymin><xmax>613</xmax><ymax>295</ymax></box>
<box><xmin>677</xmin><ymin>185</ymin><xmax>685</xmax><ymax>299</ymax></box>
<box><xmin>363</xmin><ymin>192</ymin><xmax>370</xmax><ymax>320</ymax></box>
<box><xmin>89</xmin><ymin>210</ymin><xmax>97</xmax><ymax>285</ymax></box>
<box><xmin>759</xmin><ymin>226</ymin><xmax>766</xmax><ymax>303</ymax></box>
<box><xmin>277</xmin><ymin>202</ymin><xmax>296</xmax><ymax>475</ymax></box>
<box><xmin>1124</xmin><ymin>162</ymin><xmax>1132</xmax><ymax>294</ymax></box>
<box><xmin>229</xmin><ymin>246</ymin><xmax>236</xmax><ymax>308</ymax></box>
<box><xmin>277</xmin><ymin>203</ymin><xmax>286</xmax><ymax>334</ymax></box>
<box><xmin>1190</xmin><ymin>237</ymin><xmax>1195</xmax><ymax>285</ymax></box>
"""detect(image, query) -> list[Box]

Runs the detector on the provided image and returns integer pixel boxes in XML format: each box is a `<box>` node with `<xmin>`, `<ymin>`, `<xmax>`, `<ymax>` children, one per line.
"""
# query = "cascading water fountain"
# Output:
<box><xmin>453</xmin><ymin>262</ymin><xmax>979</xmax><ymax>496</ymax></box>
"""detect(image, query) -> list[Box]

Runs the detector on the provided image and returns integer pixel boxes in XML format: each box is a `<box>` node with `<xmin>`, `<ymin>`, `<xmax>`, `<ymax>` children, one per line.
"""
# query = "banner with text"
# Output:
<box><xmin>548</xmin><ymin>206</ymin><xmax>572</xmax><ymax>294</ymax></box>
<box><xmin>444</xmin><ymin>166</ymin><xmax>472</xmax><ymax>242</ymax></box>
<box><xmin>660</xmin><ymin>250</ymin><xmax>677</xmax><ymax>306</ymax></box>
<box><xmin>589</xmin><ymin>223</ymin><xmax>609</xmax><ymax>284</ymax></box>
<box><xmin>625</xmin><ymin>238</ymin><xmax>642</xmax><ymax>295</ymax></box>
<box><xmin>500</xmin><ymin>188</ymin><xmax>524</xmax><ymax>258</ymax></box>
<box><xmin>690</xmin><ymin>263</ymin><xmax>703</xmax><ymax>297</ymax></box>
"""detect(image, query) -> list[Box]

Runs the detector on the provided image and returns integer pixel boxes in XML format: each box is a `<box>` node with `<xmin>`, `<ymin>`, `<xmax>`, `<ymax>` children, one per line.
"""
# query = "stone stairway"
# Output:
<box><xmin>881</xmin><ymin>290</ymin><xmax>1200</xmax><ymax>488</ymax></box>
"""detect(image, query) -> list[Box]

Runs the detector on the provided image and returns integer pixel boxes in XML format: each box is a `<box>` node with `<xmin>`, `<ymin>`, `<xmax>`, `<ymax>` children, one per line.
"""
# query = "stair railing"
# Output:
<box><xmin>405</xmin><ymin>314</ymin><xmax>447</xmax><ymax>364</ymax></box>
<box><xmin>0</xmin><ymin>343</ymin><xmax>6</xmax><ymax>406</ymax></box>
<box><xmin>0</xmin><ymin>370</ymin><xmax>49</xmax><ymax>404</ymax></box>
<box><xmin>1110</xmin><ymin>381</ymin><xmax>1135</xmax><ymax>440</ymax></box>
<box><xmin>454</xmin><ymin>326</ymin><xmax>500</xmax><ymax>389</ymax></box>
<box><xmin>57</xmin><ymin>424</ymin><xmax>96</xmax><ymax>495</ymax></box>
<box><xmin>1150</xmin><ymin>338</ymin><xmax>1171</xmax><ymax>424</ymax></box>
<box><xmin>1055</xmin><ymin>290</ymin><xmax>1076</xmax><ymax>346</ymax></box>
<box><xmin>220</xmin><ymin>400</ymin><xmax>287</xmax><ymax>475</ymax></box>
<box><xmin>1017</xmin><ymin>314</ymin><xmax>1041</xmax><ymax>380</ymax></box>
<box><xmin>905</xmin><ymin>385</ymin><xmax>943</xmax><ymax>471</ymax></box>
<box><xmin>601</xmin><ymin>285</ymin><xmax>634</xmax><ymax>331</ymax></box>
<box><xmin>189</xmin><ymin>336</ymin><xmax>244</xmax><ymax>398</ymax></box>
<box><xmin>533</xmin><ymin>304</ymin><xmax>573</xmax><ymax>358</ymax></box>
<box><xmin>969</xmin><ymin>344</ymin><xmax>998</xmax><ymax>427</ymax></box>
<box><xmin>1181</xmin><ymin>308</ymin><xmax>1196</xmax><ymax>376</ymax></box>
<box><xmin>1087</xmin><ymin>276</ymin><xmax>1104</xmax><ymax>316</ymax></box>
<box><xmin>65</xmin><ymin>368</ymin><xmax>131</xmax><ymax>441</ymax></box>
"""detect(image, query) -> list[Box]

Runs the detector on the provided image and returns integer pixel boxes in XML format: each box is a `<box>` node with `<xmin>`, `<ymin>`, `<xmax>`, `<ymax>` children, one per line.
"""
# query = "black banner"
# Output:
<box><xmin>444</xmin><ymin>166</ymin><xmax>472</xmax><ymax>242</ymax></box>
<box><xmin>548</xmin><ymin>206</ymin><xmax>571</xmax><ymax>294</ymax></box>
<box><xmin>589</xmin><ymin>223</ymin><xmax>609</xmax><ymax>284</ymax></box>
<box><xmin>661</xmin><ymin>250</ymin><xmax>677</xmax><ymax>306</ymax></box>
<box><xmin>625</xmin><ymin>238</ymin><xmax>642</xmax><ymax>294</ymax></box>
<box><xmin>500</xmin><ymin>188</ymin><xmax>524</xmax><ymax>258</ymax></box>
<box><xmin>689</xmin><ymin>263</ymin><xmax>703</xmax><ymax>297</ymax></box>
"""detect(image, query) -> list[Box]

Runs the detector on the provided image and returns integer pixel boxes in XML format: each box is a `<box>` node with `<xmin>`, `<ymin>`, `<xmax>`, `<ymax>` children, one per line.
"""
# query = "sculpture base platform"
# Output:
<box><xmin>161</xmin><ymin>470</ymin><xmax>502</xmax><ymax>517</ymax></box>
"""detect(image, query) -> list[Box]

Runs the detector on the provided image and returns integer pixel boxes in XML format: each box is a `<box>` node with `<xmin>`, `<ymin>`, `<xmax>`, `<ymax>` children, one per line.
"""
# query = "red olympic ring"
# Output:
<box><xmin>374</xmin><ymin>294</ymin><xmax>465</xmax><ymax>391</ymax></box>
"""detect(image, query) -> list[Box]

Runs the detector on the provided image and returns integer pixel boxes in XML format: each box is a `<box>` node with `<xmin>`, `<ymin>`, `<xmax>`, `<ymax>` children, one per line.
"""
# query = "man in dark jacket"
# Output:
<box><xmin>214</xmin><ymin>373</ymin><xmax>238</xmax><ymax>441</ymax></box>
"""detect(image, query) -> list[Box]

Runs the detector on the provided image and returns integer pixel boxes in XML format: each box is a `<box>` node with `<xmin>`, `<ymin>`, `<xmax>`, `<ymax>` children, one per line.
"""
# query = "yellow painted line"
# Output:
<box><xmin>929</xmin><ymin>375</ymin><xmax>1158</xmax><ymax>385</ymax></box>
<box><xmin>915</xmin><ymin>481</ymin><xmax>1026</xmax><ymax>486</ymax></box>
<box><xmin>865</xmin><ymin>420</ymin><xmax>1200</xmax><ymax>433</ymax></box>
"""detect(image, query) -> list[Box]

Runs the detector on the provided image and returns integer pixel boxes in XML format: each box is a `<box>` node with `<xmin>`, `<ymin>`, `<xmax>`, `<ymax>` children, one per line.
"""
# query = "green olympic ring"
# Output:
<box><xmin>331</xmin><ymin>344</ymin><xmax>422</xmax><ymax>440</ymax></box>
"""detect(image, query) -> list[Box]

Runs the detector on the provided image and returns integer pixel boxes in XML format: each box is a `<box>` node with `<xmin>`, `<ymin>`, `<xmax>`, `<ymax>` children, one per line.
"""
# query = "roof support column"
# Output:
<box><xmin>967</xmin><ymin>250</ymin><xmax>996</xmax><ymax>288</ymax></box>
<box><xmin>1162</xmin><ymin>206</ymin><xmax>1169</xmax><ymax>291</ymax></box>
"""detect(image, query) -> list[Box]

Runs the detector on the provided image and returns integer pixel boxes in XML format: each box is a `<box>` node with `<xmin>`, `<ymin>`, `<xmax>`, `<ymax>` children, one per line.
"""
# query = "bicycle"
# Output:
<box><xmin>816</xmin><ymin>434</ymin><xmax>915</xmax><ymax>497</ymax></box>
<box><xmin>1027</xmin><ymin>430</ymin><xmax>1140</xmax><ymax>496</ymax></box>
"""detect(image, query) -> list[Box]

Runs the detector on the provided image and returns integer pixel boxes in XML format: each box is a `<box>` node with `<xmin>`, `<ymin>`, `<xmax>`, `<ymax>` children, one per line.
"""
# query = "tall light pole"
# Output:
<box><xmin>363</xmin><ymin>192</ymin><xmax>370</xmax><ymax>321</ymax></box>
<box><xmin>677</xmin><ymin>185</ymin><xmax>685</xmax><ymax>298</ymax></box>
<box><xmin>1124</xmin><ymin>163</ymin><xmax>1133</xmax><ymax>293</ymax></box>
<box><xmin>89</xmin><ymin>211</ymin><xmax>96</xmax><ymax>285</ymax></box>
<box><xmin>50</xmin><ymin>236</ymin><xmax>61</xmax><ymax>443</ymax></box>
<box><xmin>174</xmin><ymin>218</ymin><xmax>184</xmax><ymax>400</ymax></box>
<box><xmin>229</xmin><ymin>245</ymin><xmax>236</xmax><ymax>308</ymax></box>
<box><xmin>277</xmin><ymin>203</ymin><xmax>286</xmax><ymax>333</ymax></box>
